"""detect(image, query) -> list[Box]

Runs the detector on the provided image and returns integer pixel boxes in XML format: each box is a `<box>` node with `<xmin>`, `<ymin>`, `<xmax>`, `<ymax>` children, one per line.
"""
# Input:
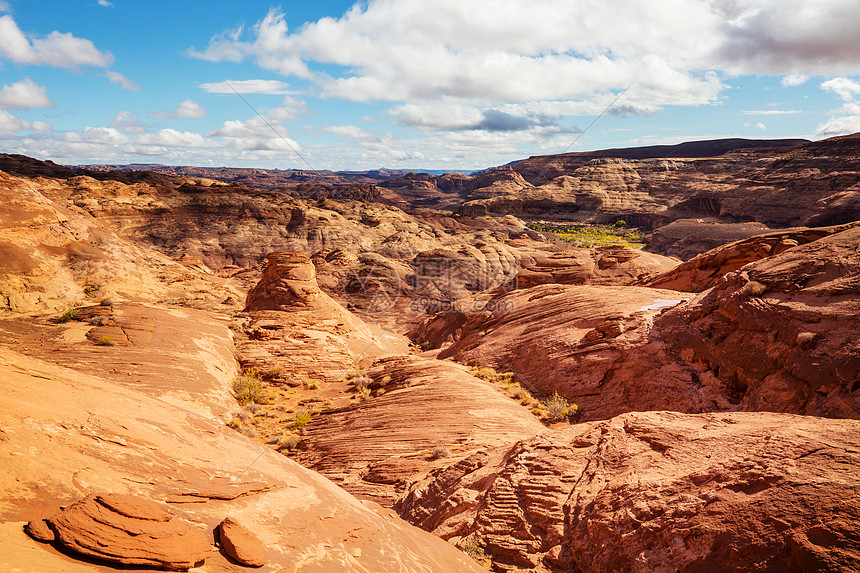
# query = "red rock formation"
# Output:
<box><xmin>293</xmin><ymin>355</ymin><xmax>546</xmax><ymax>506</ymax></box>
<box><xmin>245</xmin><ymin>252</ymin><xmax>322</xmax><ymax>311</ymax></box>
<box><xmin>398</xmin><ymin>411</ymin><xmax>860</xmax><ymax>572</ymax></box>
<box><xmin>657</xmin><ymin>226</ymin><xmax>860</xmax><ymax>418</ymax></box>
<box><xmin>47</xmin><ymin>493</ymin><xmax>211</xmax><ymax>570</ymax></box>
<box><xmin>410</xmin><ymin>284</ymin><xmax>730</xmax><ymax>421</ymax></box>
<box><xmin>648</xmin><ymin>221</ymin><xmax>860</xmax><ymax>291</ymax></box>
<box><xmin>218</xmin><ymin>517</ymin><xmax>268</xmax><ymax>567</ymax></box>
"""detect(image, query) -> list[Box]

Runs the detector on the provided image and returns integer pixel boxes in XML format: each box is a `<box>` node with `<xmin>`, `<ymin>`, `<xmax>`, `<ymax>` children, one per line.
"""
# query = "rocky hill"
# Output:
<box><xmin>1</xmin><ymin>148</ymin><xmax>859</xmax><ymax>572</ymax></box>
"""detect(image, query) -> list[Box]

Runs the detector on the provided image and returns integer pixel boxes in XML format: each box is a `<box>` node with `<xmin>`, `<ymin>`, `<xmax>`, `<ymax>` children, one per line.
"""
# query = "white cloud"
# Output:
<box><xmin>323</xmin><ymin>125</ymin><xmax>382</xmax><ymax>142</ymax></box>
<box><xmin>199</xmin><ymin>79</ymin><xmax>291</xmax><ymax>94</ymax></box>
<box><xmin>741</xmin><ymin>109</ymin><xmax>801</xmax><ymax>115</ymax></box>
<box><xmin>0</xmin><ymin>78</ymin><xmax>53</xmax><ymax>109</ymax></box>
<box><xmin>149</xmin><ymin>99</ymin><xmax>207</xmax><ymax>119</ymax></box>
<box><xmin>190</xmin><ymin>0</ymin><xmax>860</xmax><ymax>114</ymax></box>
<box><xmin>0</xmin><ymin>14</ymin><xmax>113</xmax><ymax>68</ymax></box>
<box><xmin>0</xmin><ymin>109</ymin><xmax>51</xmax><ymax>134</ymax></box>
<box><xmin>110</xmin><ymin>110</ymin><xmax>148</xmax><ymax>134</ymax></box>
<box><xmin>0</xmin><ymin>1</ymin><xmax>11</xmax><ymax>13</ymax></box>
<box><xmin>755</xmin><ymin>122</ymin><xmax>767</xmax><ymax>130</ymax></box>
<box><xmin>821</xmin><ymin>77</ymin><xmax>860</xmax><ymax>102</ymax></box>
<box><xmin>104</xmin><ymin>70</ymin><xmax>139</xmax><ymax>91</ymax></box>
<box><xmin>781</xmin><ymin>72</ymin><xmax>808</xmax><ymax>87</ymax></box>
<box><xmin>816</xmin><ymin>79</ymin><xmax>860</xmax><ymax>136</ymax></box>
<box><xmin>98</xmin><ymin>0</ymin><xmax>113</xmax><ymax>6</ymax></box>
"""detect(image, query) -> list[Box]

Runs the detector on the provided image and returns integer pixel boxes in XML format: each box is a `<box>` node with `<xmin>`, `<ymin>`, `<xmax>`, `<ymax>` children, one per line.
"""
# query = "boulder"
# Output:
<box><xmin>218</xmin><ymin>517</ymin><xmax>267</xmax><ymax>567</ymax></box>
<box><xmin>47</xmin><ymin>493</ymin><xmax>211</xmax><ymax>570</ymax></box>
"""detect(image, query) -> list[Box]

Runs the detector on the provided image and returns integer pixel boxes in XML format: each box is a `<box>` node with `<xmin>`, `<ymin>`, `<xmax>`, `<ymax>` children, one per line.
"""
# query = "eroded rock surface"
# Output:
<box><xmin>658</xmin><ymin>226</ymin><xmax>860</xmax><ymax>418</ymax></box>
<box><xmin>398</xmin><ymin>411</ymin><xmax>860</xmax><ymax>573</ymax></box>
<box><xmin>218</xmin><ymin>517</ymin><xmax>267</xmax><ymax>567</ymax></box>
<box><xmin>648</xmin><ymin>221</ymin><xmax>860</xmax><ymax>292</ymax></box>
<box><xmin>0</xmin><ymin>347</ymin><xmax>485</xmax><ymax>572</ymax></box>
<box><xmin>47</xmin><ymin>493</ymin><xmax>211</xmax><ymax>570</ymax></box>
<box><xmin>293</xmin><ymin>355</ymin><xmax>546</xmax><ymax>506</ymax></box>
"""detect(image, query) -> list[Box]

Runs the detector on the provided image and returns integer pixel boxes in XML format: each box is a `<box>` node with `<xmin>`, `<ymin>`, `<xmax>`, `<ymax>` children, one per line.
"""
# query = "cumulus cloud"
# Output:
<box><xmin>821</xmin><ymin>77</ymin><xmax>860</xmax><ymax>102</ymax></box>
<box><xmin>149</xmin><ymin>99</ymin><xmax>207</xmax><ymax>119</ymax></box>
<box><xmin>104</xmin><ymin>70</ymin><xmax>139</xmax><ymax>91</ymax></box>
<box><xmin>741</xmin><ymin>109</ymin><xmax>801</xmax><ymax>115</ymax></box>
<box><xmin>0</xmin><ymin>109</ymin><xmax>51</xmax><ymax>135</ymax></box>
<box><xmin>98</xmin><ymin>0</ymin><xmax>113</xmax><ymax>6</ymax></box>
<box><xmin>781</xmin><ymin>73</ymin><xmax>808</xmax><ymax>87</ymax></box>
<box><xmin>190</xmin><ymin>0</ymin><xmax>860</xmax><ymax>113</ymax></box>
<box><xmin>816</xmin><ymin>78</ymin><xmax>860</xmax><ymax>137</ymax></box>
<box><xmin>0</xmin><ymin>14</ymin><xmax>113</xmax><ymax>68</ymax></box>
<box><xmin>0</xmin><ymin>1</ymin><xmax>10</xmax><ymax>13</ymax></box>
<box><xmin>199</xmin><ymin>79</ymin><xmax>291</xmax><ymax>94</ymax></box>
<box><xmin>110</xmin><ymin>110</ymin><xmax>148</xmax><ymax>134</ymax></box>
<box><xmin>0</xmin><ymin>78</ymin><xmax>53</xmax><ymax>109</ymax></box>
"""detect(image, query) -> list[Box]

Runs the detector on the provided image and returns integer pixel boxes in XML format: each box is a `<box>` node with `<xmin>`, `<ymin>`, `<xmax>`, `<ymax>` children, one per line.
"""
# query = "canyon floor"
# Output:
<box><xmin>1</xmin><ymin>136</ymin><xmax>859</xmax><ymax>572</ymax></box>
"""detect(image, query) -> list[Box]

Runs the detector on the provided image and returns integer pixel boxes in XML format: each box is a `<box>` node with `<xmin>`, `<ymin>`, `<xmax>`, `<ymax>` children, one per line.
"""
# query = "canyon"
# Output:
<box><xmin>1</xmin><ymin>134</ymin><xmax>859</xmax><ymax>572</ymax></box>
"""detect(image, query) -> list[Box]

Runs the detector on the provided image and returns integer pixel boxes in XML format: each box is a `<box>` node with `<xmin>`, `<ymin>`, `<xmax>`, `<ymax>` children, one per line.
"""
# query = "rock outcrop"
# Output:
<box><xmin>0</xmin><ymin>346</ymin><xmax>485</xmax><ymax>572</ymax></box>
<box><xmin>293</xmin><ymin>355</ymin><xmax>546</xmax><ymax>506</ymax></box>
<box><xmin>411</xmin><ymin>284</ymin><xmax>727</xmax><ymax>421</ymax></box>
<box><xmin>647</xmin><ymin>221</ymin><xmax>860</xmax><ymax>292</ymax></box>
<box><xmin>398</xmin><ymin>411</ymin><xmax>860</xmax><ymax>573</ymax></box>
<box><xmin>246</xmin><ymin>252</ymin><xmax>324</xmax><ymax>311</ymax></box>
<box><xmin>45</xmin><ymin>493</ymin><xmax>211</xmax><ymax>570</ymax></box>
<box><xmin>658</xmin><ymin>226</ymin><xmax>860</xmax><ymax>418</ymax></box>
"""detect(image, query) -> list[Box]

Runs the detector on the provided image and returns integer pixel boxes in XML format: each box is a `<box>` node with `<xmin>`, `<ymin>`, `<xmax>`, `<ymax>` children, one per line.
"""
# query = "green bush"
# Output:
<box><xmin>57</xmin><ymin>308</ymin><xmax>79</xmax><ymax>323</ymax></box>
<box><xmin>544</xmin><ymin>392</ymin><xmax>572</xmax><ymax>422</ymax></box>
<box><xmin>95</xmin><ymin>335</ymin><xmax>115</xmax><ymax>346</ymax></box>
<box><xmin>459</xmin><ymin>538</ymin><xmax>485</xmax><ymax>560</ymax></box>
<box><xmin>290</xmin><ymin>410</ymin><xmax>312</xmax><ymax>431</ymax></box>
<box><xmin>233</xmin><ymin>369</ymin><xmax>268</xmax><ymax>405</ymax></box>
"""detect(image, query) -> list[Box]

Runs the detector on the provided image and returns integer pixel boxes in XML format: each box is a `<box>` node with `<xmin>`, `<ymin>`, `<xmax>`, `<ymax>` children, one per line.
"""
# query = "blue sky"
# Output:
<box><xmin>1</xmin><ymin>0</ymin><xmax>860</xmax><ymax>171</ymax></box>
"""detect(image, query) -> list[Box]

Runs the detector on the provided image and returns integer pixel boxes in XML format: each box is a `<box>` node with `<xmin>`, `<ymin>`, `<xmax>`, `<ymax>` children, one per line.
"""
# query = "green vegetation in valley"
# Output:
<box><xmin>527</xmin><ymin>221</ymin><xmax>644</xmax><ymax>249</ymax></box>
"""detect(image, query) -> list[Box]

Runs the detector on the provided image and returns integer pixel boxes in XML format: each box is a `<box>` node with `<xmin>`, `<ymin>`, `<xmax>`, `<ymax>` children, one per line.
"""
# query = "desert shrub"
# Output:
<box><xmin>796</xmin><ymin>331</ymin><xmax>817</xmax><ymax>346</ymax></box>
<box><xmin>355</xmin><ymin>386</ymin><xmax>371</xmax><ymax>401</ymax></box>
<box><xmin>233</xmin><ymin>369</ymin><xmax>268</xmax><ymax>405</ymax></box>
<box><xmin>544</xmin><ymin>392</ymin><xmax>572</xmax><ymax>422</ymax></box>
<box><xmin>459</xmin><ymin>538</ymin><xmax>485</xmax><ymax>559</ymax></box>
<box><xmin>277</xmin><ymin>433</ymin><xmax>302</xmax><ymax>452</ymax></box>
<box><xmin>746</xmin><ymin>281</ymin><xmax>767</xmax><ymax>297</ymax></box>
<box><xmin>227</xmin><ymin>416</ymin><xmax>242</xmax><ymax>429</ymax></box>
<box><xmin>99</xmin><ymin>298</ymin><xmax>113</xmax><ymax>306</ymax></box>
<box><xmin>305</xmin><ymin>377</ymin><xmax>320</xmax><ymax>390</ymax></box>
<box><xmin>89</xmin><ymin>316</ymin><xmax>109</xmax><ymax>326</ymax></box>
<box><xmin>83</xmin><ymin>284</ymin><xmax>98</xmax><ymax>297</ymax></box>
<box><xmin>57</xmin><ymin>308</ymin><xmax>79</xmax><ymax>323</ymax></box>
<box><xmin>244</xmin><ymin>403</ymin><xmax>261</xmax><ymax>415</ymax></box>
<box><xmin>95</xmin><ymin>335</ymin><xmax>116</xmax><ymax>346</ymax></box>
<box><xmin>240</xmin><ymin>427</ymin><xmax>258</xmax><ymax>438</ymax></box>
<box><xmin>290</xmin><ymin>410</ymin><xmax>312</xmax><ymax>431</ymax></box>
<box><xmin>431</xmin><ymin>446</ymin><xmax>451</xmax><ymax>460</ymax></box>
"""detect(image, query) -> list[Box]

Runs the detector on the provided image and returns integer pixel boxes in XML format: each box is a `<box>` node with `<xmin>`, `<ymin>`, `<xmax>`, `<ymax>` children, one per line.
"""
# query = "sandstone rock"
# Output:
<box><xmin>647</xmin><ymin>221</ymin><xmax>860</xmax><ymax>291</ymax></box>
<box><xmin>218</xmin><ymin>517</ymin><xmax>267</xmax><ymax>567</ymax></box>
<box><xmin>398</xmin><ymin>411</ymin><xmax>860</xmax><ymax>573</ymax></box>
<box><xmin>517</xmin><ymin>244</ymin><xmax>678</xmax><ymax>288</ymax></box>
<box><xmin>293</xmin><ymin>355</ymin><xmax>545</xmax><ymax>506</ymax></box>
<box><xmin>245</xmin><ymin>252</ymin><xmax>321</xmax><ymax>311</ymax></box>
<box><xmin>411</xmin><ymin>284</ymin><xmax>727</xmax><ymax>422</ymax></box>
<box><xmin>657</xmin><ymin>226</ymin><xmax>860</xmax><ymax>418</ymax></box>
<box><xmin>47</xmin><ymin>493</ymin><xmax>211</xmax><ymax>570</ymax></box>
<box><xmin>24</xmin><ymin>519</ymin><xmax>54</xmax><ymax>542</ymax></box>
<box><xmin>0</xmin><ymin>346</ymin><xmax>485</xmax><ymax>572</ymax></box>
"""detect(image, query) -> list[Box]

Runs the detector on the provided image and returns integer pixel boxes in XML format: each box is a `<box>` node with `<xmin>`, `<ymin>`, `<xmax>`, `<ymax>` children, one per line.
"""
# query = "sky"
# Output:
<box><xmin>1</xmin><ymin>0</ymin><xmax>860</xmax><ymax>172</ymax></box>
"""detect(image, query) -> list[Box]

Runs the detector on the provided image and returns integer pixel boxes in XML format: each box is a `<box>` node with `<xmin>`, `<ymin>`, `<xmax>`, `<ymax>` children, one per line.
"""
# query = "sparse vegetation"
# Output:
<box><xmin>289</xmin><ymin>409</ymin><xmax>312</xmax><ymax>431</ymax></box>
<box><xmin>745</xmin><ymin>281</ymin><xmax>767</xmax><ymax>297</ymax></box>
<box><xmin>459</xmin><ymin>538</ymin><xmax>486</xmax><ymax>560</ymax></box>
<box><xmin>543</xmin><ymin>392</ymin><xmax>583</xmax><ymax>423</ymax></box>
<box><xmin>83</xmin><ymin>284</ymin><xmax>98</xmax><ymax>297</ymax></box>
<box><xmin>95</xmin><ymin>335</ymin><xmax>116</xmax><ymax>346</ymax></box>
<box><xmin>431</xmin><ymin>446</ymin><xmax>451</xmax><ymax>460</ymax></box>
<box><xmin>276</xmin><ymin>433</ymin><xmax>302</xmax><ymax>451</ymax></box>
<box><xmin>527</xmin><ymin>222</ymin><xmax>644</xmax><ymax>249</ymax></box>
<box><xmin>305</xmin><ymin>377</ymin><xmax>320</xmax><ymax>390</ymax></box>
<box><xmin>233</xmin><ymin>369</ymin><xmax>269</xmax><ymax>405</ymax></box>
<box><xmin>89</xmin><ymin>316</ymin><xmax>109</xmax><ymax>326</ymax></box>
<box><xmin>57</xmin><ymin>307</ymin><xmax>79</xmax><ymax>323</ymax></box>
<box><xmin>99</xmin><ymin>298</ymin><xmax>113</xmax><ymax>306</ymax></box>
